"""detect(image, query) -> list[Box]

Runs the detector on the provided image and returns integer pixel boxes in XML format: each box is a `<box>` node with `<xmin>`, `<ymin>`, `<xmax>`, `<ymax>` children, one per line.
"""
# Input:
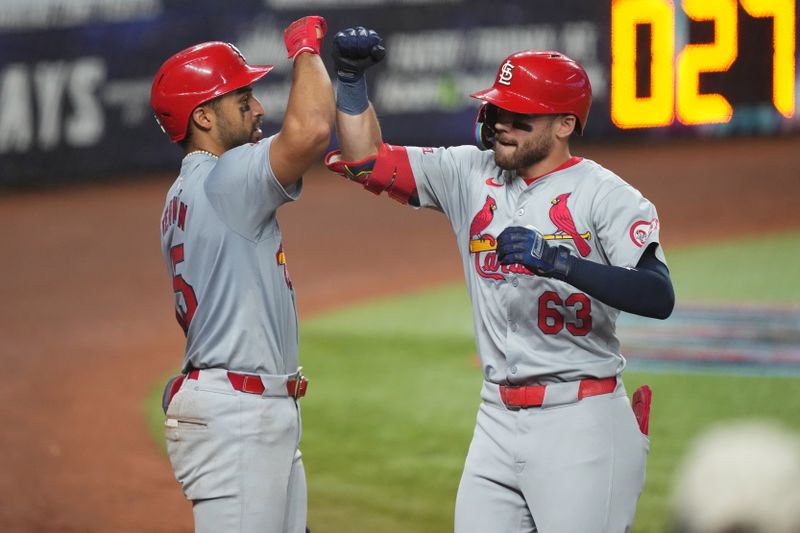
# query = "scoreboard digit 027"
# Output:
<box><xmin>610</xmin><ymin>0</ymin><xmax>796</xmax><ymax>130</ymax></box>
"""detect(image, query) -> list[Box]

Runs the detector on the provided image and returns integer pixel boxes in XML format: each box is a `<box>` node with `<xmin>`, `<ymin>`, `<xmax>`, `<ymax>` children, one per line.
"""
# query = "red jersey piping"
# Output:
<box><xmin>522</xmin><ymin>156</ymin><xmax>583</xmax><ymax>186</ymax></box>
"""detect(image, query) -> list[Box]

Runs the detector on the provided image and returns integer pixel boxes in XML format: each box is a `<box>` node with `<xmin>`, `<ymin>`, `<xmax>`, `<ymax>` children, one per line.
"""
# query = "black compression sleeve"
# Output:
<box><xmin>562</xmin><ymin>243</ymin><xmax>675</xmax><ymax>319</ymax></box>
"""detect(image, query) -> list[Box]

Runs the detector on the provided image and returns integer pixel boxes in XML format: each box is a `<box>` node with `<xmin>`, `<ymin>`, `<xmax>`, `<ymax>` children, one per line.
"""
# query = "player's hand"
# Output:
<box><xmin>284</xmin><ymin>15</ymin><xmax>327</xmax><ymax>62</ymax></box>
<box><xmin>496</xmin><ymin>226</ymin><xmax>572</xmax><ymax>279</ymax></box>
<box><xmin>332</xmin><ymin>27</ymin><xmax>385</xmax><ymax>81</ymax></box>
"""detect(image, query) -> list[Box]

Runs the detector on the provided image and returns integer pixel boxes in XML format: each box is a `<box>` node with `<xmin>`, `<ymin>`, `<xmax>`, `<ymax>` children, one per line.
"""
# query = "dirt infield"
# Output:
<box><xmin>1</xmin><ymin>136</ymin><xmax>797</xmax><ymax>531</ymax></box>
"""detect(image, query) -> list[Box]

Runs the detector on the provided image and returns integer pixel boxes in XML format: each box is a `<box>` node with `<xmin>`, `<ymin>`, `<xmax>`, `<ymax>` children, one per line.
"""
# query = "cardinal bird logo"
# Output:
<box><xmin>470</xmin><ymin>195</ymin><xmax>497</xmax><ymax>239</ymax></box>
<box><xmin>468</xmin><ymin>195</ymin><xmax>505</xmax><ymax>280</ymax></box>
<box><xmin>549</xmin><ymin>193</ymin><xmax>592</xmax><ymax>257</ymax></box>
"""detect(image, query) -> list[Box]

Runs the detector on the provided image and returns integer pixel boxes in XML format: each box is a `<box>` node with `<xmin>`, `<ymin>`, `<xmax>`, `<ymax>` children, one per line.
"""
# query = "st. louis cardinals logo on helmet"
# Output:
<box><xmin>498</xmin><ymin>60</ymin><xmax>515</xmax><ymax>86</ymax></box>
<box><xmin>471</xmin><ymin>50</ymin><xmax>593</xmax><ymax>150</ymax></box>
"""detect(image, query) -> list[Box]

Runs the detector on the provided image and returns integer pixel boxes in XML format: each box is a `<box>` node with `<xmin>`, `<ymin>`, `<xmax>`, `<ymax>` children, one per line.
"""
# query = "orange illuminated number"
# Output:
<box><xmin>611</xmin><ymin>0</ymin><xmax>796</xmax><ymax>128</ymax></box>
<box><xmin>739</xmin><ymin>0</ymin><xmax>796</xmax><ymax>118</ymax></box>
<box><xmin>676</xmin><ymin>0</ymin><xmax>738</xmax><ymax>124</ymax></box>
<box><xmin>611</xmin><ymin>0</ymin><xmax>675</xmax><ymax>128</ymax></box>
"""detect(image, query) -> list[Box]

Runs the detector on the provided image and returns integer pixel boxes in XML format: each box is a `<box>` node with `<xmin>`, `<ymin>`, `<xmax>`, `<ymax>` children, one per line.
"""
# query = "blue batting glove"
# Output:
<box><xmin>332</xmin><ymin>26</ymin><xmax>386</xmax><ymax>81</ymax></box>
<box><xmin>496</xmin><ymin>226</ymin><xmax>572</xmax><ymax>279</ymax></box>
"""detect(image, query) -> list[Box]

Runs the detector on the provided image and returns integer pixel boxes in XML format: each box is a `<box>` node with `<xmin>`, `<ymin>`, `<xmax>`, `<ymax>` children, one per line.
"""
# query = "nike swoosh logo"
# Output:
<box><xmin>485</xmin><ymin>177</ymin><xmax>504</xmax><ymax>188</ymax></box>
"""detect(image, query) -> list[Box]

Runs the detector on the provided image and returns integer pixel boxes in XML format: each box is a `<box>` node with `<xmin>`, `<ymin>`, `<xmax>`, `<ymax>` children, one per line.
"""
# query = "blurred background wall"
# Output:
<box><xmin>1</xmin><ymin>0</ymin><xmax>797</xmax><ymax>187</ymax></box>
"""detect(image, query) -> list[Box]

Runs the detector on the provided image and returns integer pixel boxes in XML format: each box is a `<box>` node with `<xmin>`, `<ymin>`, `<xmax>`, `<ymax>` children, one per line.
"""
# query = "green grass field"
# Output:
<box><xmin>145</xmin><ymin>231</ymin><xmax>800</xmax><ymax>532</ymax></box>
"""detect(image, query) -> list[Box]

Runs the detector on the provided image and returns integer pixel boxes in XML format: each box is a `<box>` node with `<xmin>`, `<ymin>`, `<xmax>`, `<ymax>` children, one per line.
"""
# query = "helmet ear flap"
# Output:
<box><xmin>474</xmin><ymin>103</ymin><xmax>498</xmax><ymax>150</ymax></box>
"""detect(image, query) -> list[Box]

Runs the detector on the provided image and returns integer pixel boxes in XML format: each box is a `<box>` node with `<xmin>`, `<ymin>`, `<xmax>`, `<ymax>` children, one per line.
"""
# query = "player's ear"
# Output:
<box><xmin>554</xmin><ymin>114</ymin><xmax>576</xmax><ymax>140</ymax></box>
<box><xmin>189</xmin><ymin>105</ymin><xmax>214</xmax><ymax>134</ymax></box>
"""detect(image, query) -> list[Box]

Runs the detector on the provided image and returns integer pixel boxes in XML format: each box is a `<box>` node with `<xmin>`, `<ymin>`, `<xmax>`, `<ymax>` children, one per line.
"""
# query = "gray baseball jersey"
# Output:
<box><xmin>160</xmin><ymin>137</ymin><xmax>308</xmax><ymax>533</ymax></box>
<box><xmin>406</xmin><ymin>146</ymin><xmax>663</xmax><ymax>384</ymax></box>
<box><xmin>159</xmin><ymin>136</ymin><xmax>302</xmax><ymax>375</ymax></box>
<box><xmin>403</xmin><ymin>144</ymin><xmax>658</xmax><ymax>532</ymax></box>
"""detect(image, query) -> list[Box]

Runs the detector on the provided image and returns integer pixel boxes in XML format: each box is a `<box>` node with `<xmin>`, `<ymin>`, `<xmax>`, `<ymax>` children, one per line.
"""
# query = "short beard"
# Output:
<box><xmin>216</xmin><ymin>113</ymin><xmax>257</xmax><ymax>151</ymax></box>
<box><xmin>494</xmin><ymin>123</ymin><xmax>555</xmax><ymax>171</ymax></box>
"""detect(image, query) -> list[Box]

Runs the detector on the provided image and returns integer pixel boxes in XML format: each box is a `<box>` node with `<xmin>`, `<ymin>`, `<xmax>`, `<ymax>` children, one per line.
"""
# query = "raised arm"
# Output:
<box><xmin>331</xmin><ymin>27</ymin><xmax>385</xmax><ymax>160</ymax></box>
<box><xmin>322</xmin><ymin>28</ymin><xmax>417</xmax><ymax>205</ymax></box>
<box><xmin>270</xmin><ymin>16</ymin><xmax>335</xmax><ymax>188</ymax></box>
<box><xmin>337</xmin><ymin>103</ymin><xmax>382</xmax><ymax>161</ymax></box>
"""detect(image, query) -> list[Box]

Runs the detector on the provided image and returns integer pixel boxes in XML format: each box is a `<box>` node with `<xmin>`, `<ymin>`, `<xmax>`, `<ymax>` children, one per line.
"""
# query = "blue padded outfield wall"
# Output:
<box><xmin>0</xmin><ymin>0</ymin><xmax>797</xmax><ymax>186</ymax></box>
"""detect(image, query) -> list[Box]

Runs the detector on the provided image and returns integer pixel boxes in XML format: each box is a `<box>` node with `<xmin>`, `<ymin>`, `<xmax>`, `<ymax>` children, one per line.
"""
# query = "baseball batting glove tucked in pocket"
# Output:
<box><xmin>632</xmin><ymin>385</ymin><xmax>652</xmax><ymax>436</ymax></box>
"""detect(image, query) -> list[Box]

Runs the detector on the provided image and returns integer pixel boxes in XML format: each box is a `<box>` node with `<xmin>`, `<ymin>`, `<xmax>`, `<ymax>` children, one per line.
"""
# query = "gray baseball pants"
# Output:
<box><xmin>165</xmin><ymin>368</ymin><xmax>306</xmax><ymax>533</ymax></box>
<box><xmin>454</xmin><ymin>380</ymin><xmax>649</xmax><ymax>533</ymax></box>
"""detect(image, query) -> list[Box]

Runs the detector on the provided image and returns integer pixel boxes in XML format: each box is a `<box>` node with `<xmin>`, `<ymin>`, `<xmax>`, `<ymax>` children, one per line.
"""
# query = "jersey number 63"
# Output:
<box><xmin>538</xmin><ymin>291</ymin><xmax>592</xmax><ymax>336</ymax></box>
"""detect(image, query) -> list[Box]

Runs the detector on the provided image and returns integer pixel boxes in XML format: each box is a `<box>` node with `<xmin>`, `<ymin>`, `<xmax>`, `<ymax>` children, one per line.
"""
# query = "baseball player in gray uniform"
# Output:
<box><xmin>150</xmin><ymin>16</ymin><xmax>334</xmax><ymax>533</ymax></box>
<box><xmin>325</xmin><ymin>28</ymin><xmax>674</xmax><ymax>532</ymax></box>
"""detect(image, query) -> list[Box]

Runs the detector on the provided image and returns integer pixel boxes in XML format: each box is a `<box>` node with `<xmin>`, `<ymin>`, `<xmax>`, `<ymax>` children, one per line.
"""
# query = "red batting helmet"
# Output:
<box><xmin>150</xmin><ymin>42</ymin><xmax>273</xmax><ymax>142</ymax></box>
<box><xmin>471</xmin><ymin>50</ymin><xmax>592</xmax><ymax>134</ymax></box>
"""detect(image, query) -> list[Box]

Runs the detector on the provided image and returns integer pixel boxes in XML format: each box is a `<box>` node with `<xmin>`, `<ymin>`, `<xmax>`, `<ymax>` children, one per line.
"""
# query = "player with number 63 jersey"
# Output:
<box><xmin>326</xmin><ymin>28</ymin><xmax>674</xmax><ymax>533</ymax></box>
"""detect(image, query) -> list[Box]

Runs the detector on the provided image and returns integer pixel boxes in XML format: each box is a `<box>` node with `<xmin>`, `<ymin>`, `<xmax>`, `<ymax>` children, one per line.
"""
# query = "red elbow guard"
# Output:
<box><xmin>324</xmin><ymin>143</ymin><xmax>417</xmax><ymax>205</ymax></box>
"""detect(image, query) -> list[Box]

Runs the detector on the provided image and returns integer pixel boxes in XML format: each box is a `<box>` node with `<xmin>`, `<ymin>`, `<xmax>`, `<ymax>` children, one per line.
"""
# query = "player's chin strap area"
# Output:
<box><xmin>324</xmin><ymin>143</ymin><xmax>418</xmax><ymax>205</ymax></box>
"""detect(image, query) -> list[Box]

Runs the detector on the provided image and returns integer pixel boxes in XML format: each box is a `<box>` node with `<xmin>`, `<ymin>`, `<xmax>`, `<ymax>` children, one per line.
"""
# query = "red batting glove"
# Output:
<box><xmin>284</xmin><ymin>16</ymin><xmax>327</xmax><ymax>62</ymax></box>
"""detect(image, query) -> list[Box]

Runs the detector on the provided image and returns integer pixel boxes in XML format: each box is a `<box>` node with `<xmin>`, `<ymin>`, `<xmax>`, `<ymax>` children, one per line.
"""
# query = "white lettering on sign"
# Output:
<box><xmin>103</xmin><ymin>79</ymin><xmax>152</xmax><ymax>126</ymax></box>
<box><xmin>34</xmin><ymin>61</ymin><xmax>70</xmax><ymax>150</ymax></box>
<box><xmin>66</xmin><ymin>58</ymin><xmax>106</xmax><ymax>147</ymax></box>
<box><xmin>498</xmin><ymin>60</ymin><xmax>515</xmax><ymax>86</ymax></box>
<box><xmin>388</xmin><ymin>30</ymin><xmax>463</xmax><ymax>71</ymax></box>
<box><xmin>236</xmin><ymin>21</ymin><xmax>290</xmax><ymax>74</ymax></box>
<box><xmin>0</xmin><ymin>57</ymin><xmax>107</xmax><ymax>154</ymax></box>
<box><xmin>375</xmin><ymin>72</ymin><xmax>488</xmax><ymax>112</ymax></box>
<box><xmin>0</xmin><ymin>0</ymin><xmax>162</xmax><ymax>31</ymax></box>
<box><xmin>0</xmin><ymin>64</ymin><xmax>33</xmax><ymax>152</ymax></box>
<box><xmin>253</xmin><ymin>81</ymin><xmax>292</xmax><ymax>120</ymax></box>
<box><xmin>559</xmin><ymin>22</ymin><xmax>598</xmax><ymax>63</ymax></box>
<box><xmin>474</xmin><ymin>26</ymin><xmax>559</xmax><ymax>67</ymax></box>
<box><xmin>376</xmin><ymin>77</ymin><xmax>442</xmax><ymax>112</ymax></box>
